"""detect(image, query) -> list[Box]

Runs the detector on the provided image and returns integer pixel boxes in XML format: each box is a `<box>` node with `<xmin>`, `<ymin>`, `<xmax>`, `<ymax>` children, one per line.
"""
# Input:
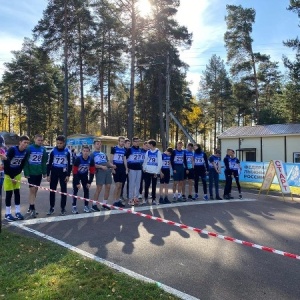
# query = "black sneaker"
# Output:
<box><xmin>182</xmin><ymin>194</ymin><xmax>186</xmax><ymax>200</ymax></box>
<box><xmin>47</xmin><ymin>207</ymin><xmax>54</xmax><ymax>215</ymax></box>
<box><xmin>102</xmin><ymin>204</ymin><xmax>111</xmax><ymax>210</ymax></box>
<box><xmin>210</xmin><ymin>195</ymin><xmax>214</xmax><ymax>200</ymax></box>
<box><xmin>216</xmin><ymin>196</ymin><xmax>223</xmax><ymax>200</ymax></box>
<box><xmin>187</xmin><ymin>195</ymin><xmax>193</xmax><ymax>201</ymax></box>
<box><xmin>229</xmin><ymin>194</ymin><xmax>234</xmax><ymax>199</ymax></box>
<box><xmin>61</xmin><ymin>209</ymin><xmax>66</xmax><ymax>216</ymax></box>
<box><xmin>159</xmin><ymin>197</ymin><xmax>164</xmax><ymax>204</ymax></box>
<box><xmin>224</xmin><ymin>195</ymin><xmax>230</xmax><ymax>200</ymax></box>
<box><xmin>164</xmin><ymin>196</ymin><xmax>171</xmax><ymax>204</ymax></box>
<box><xmin>91</xmin><ymin>205</ymin><xmax>100</xmax><ymax>212</ymax></box>
<box><xmin>113</xmin><ymin>200</ymin><xmax>125</xmax><ymax>208</ymax></box>
<box><xmin>239</xmin><ymin>194</ymin><xmax>243</xmax><ymax>199</ymax></box>
<box><xmin>31</xmin><ymin>209</ymin><xmax>37</xmax><ymax>218</ymax></box>
<box><xmin>27</xmin><ymin>208</ymin><xmax>32</xmax><ymax>214</ymax></box>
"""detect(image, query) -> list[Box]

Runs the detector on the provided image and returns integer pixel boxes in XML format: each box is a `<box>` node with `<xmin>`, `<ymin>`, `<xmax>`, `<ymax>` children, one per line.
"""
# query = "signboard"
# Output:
<box><xmin>260</xmin><ymin>160</ymin><xmax>292</xmax><ymax>200</ymax></box>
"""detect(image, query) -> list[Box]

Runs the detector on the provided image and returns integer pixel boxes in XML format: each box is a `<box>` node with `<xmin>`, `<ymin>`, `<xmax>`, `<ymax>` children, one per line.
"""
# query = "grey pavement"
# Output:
<box><xmin>1</xmin><ymin>177</ymin><xmax>300</xmax><ymax>299</ymax></box>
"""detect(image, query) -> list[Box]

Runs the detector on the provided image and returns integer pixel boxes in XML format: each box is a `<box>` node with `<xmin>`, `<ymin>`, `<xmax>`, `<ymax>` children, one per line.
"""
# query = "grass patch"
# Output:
<box><xmin>0</xmin><ymin>228</ymin><xmax>179</xmax><ymax>300</ymax></box>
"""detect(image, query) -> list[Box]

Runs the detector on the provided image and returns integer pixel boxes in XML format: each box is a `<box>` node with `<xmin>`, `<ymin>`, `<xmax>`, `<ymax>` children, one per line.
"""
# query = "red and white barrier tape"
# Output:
<box><xmin>14</xmin><ymin>179</ymin><xmax>300</xmax><ymax>260</ymax></box>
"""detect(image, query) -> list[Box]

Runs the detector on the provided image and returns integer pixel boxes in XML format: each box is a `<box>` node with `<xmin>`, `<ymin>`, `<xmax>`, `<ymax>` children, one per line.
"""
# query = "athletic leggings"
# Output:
<box><xmin>224</xmin><ymin>170</ymin><xmax>241</xmax><ymax>195</ymax></box>
<box><xmin>194</xmin><ymin>166</ymin><xmax>207</xmax><ymax>194</ymax></box>
<box><xmin>5</xmin><ymin>189</ymin><xmax>20</xmax><ymax>206</ymax></box>
<box><xmin>49</xmin><ymin>169</ymin><xmax>68</xmax><ymax>209</ymax></box>
<box><xmin>72</xmin><ymin>175</ymin><xmax>89</xmax><ymax>206</ymax></box>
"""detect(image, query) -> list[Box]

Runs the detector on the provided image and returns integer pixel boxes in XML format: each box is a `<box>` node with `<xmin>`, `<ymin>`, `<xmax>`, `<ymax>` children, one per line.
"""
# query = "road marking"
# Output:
<box><xmin>19</xmin><ymin>198</ymin><xmax>256</xmax><ymax>225</ymax></box>
<box><xmin>11</xmin><ymin>222</ymin><xmax>200</xmax><ymax>300</ymax></box>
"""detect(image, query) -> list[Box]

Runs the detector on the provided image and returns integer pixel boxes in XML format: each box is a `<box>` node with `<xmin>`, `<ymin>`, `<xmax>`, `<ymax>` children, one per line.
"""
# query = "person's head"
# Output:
<box><xmin>214</xmin><ymin>149</ymin><xmax>221</xmax><ymax>157</ymax></box>
<box><xmin>81</xmin><ymin>145</ymin><xmax>90</xmax><ymax>158</ymax></box>
<box><xmin>0</xmin><ymin>135</ymin><xmax>5</xmax><ymax>148</ymax></box>
<box><xmin>194</xmin><ymin>143</ymin><xmax>202</xmax><ymax>153</ymax></box>
<box><xmin>124</xmin><ymin>138</ymin><xmax>131</xmax><ymax>148</ymax></box>
<box><xmin>118</xmin><ymin>136</ymin><xmax>125</xmax><ymax>147</ymax></box>
<box><xmin>56</xmin><ymin>135</ymin><xmax>66</xmax><ymax>149</ymax></box>
<box><xmin>143</xmin><ymin>141</ymin><xmax>149</xmax><ymax>150</ymax></box>
<box><xmin>165</xmin><ymin>147</ymin><xmax>173</xmax><ymax>155</ymax></box>
<box><xmin>176</xmin><ymin>140</ymin><xmax>183</xmax><ymax>150</ymax></box>
<box><xmin>187</xmin><ymin>142</ymin><xmax>194</xmax><ymax>151</ymax></box>
<box><xmin>19</xmin><ymin>135</ymin><xmax>30</xmax><ymax>151</ymax></box>
<box><xmin>93</xmin><ymin>139</ymin><xmax>102</xmax><ymax>151</ymax></box>
<box><xmin>230</xmin><ymin>150</ymin><xmax>235</xmax><ymax>157</ymax></box>
<box><xmin>34</xmin><ymin>134</ymin><xmax>44</xmax><ymax>146</ymax></box>
<box><xmin>148</xmin><ymin>139</ymin><xmax>156</xmax><ymax>149</ymax></box>
<box><xmin>227</xmin><ymin>148</ymin><xmax>234</xmax><ymax>157</ymax></box>
<box><xmin>132</xmin><ymin>137</ymin><xmax>140</xmax><ymax>147</ymax></box>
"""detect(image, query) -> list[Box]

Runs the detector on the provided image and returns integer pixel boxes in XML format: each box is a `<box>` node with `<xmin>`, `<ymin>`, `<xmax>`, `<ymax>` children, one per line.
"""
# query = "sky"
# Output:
<box><xmin>0</xmin><ymin>0</ymin><xmax>299</xmax><ymax>95</ymax></box>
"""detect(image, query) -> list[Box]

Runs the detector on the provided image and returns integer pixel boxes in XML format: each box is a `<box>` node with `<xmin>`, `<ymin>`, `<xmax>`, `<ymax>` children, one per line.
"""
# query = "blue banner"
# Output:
<box><xmin>219</xmin><ymin>161</ymin><xmax>300</xmax><ymax>187</ymax></box>
<box><xmin>67</xmin><ymin>137</ymin><xmax>94</xmax><ymax>146</ymax></box>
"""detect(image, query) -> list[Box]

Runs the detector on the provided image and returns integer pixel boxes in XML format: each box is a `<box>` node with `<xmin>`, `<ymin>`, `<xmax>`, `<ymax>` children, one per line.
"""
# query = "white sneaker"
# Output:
<box><xmin>138</xmin><ymin>194</ymin><xmax>143</xmax><ymax>199</ymax></box>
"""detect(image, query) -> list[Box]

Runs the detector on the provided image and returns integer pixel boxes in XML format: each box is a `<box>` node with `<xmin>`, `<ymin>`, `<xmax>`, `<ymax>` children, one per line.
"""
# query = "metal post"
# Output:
<box><xmin>165</xmin><ymin>53</ymin><xmax>170</xmax><ymax>149</ymax></box>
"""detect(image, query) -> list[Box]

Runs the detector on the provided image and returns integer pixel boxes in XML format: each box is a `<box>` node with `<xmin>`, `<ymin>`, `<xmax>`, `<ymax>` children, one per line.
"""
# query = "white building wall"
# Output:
<box><xmin>261</xmin><ymin>137</ymin><xmax>285</xmax><ymax>162</ymax></box>
<box><xmin>286</xmin><ymin>136</ymin><xmax>300</xmax><ymax>162</ymax></box>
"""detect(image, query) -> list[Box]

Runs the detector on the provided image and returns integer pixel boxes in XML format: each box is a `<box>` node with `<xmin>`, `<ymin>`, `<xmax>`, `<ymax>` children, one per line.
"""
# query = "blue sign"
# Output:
<box><xmin>67</xmin><ymin>137</ymin><xmax>94</xmax><ymax>146</ymax></box>
<box><xmin>219</xmin><ymin>161</ymin><xmax>300</xmax><ymax>187</ymax></box>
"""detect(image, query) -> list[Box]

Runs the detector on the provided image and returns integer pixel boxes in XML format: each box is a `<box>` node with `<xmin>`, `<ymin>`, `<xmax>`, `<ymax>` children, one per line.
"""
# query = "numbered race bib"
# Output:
<box><xmin>113</xmin><ymin>153</ymin><xmax>124</xmax><ymax>164</ymax></box>
<box><xmin>147</xmin><ymin>156</ymin><xmax>158</xmax><ymax>166</ymax></box>
<box><xmin>29</xmin><ymin>153</ymin><xmax>43</xmax><ymax>165</ymax></box>
<box><xmin>195</xmin><ymin>157</ymin><xmax>204</xmax><ymax>165</ymax></box>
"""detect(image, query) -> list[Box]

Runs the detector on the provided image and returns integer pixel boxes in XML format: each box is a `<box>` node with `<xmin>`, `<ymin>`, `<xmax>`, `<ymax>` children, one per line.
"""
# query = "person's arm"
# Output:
<box><xmin>3</xmin><ymin>147</ymin><xmax>15</xmax><ymax>178</ymax></box>
<box><xmin>46</xmin><ymin>150</ymin><xmax>54</xmax><ymax>176</ymax></box>
<box><xmin>67</xmin><ymin>150</ymin><xmax>72</xmax><ymax>177</ymax></box>
<box><xmin>72</xmin><ymin>157</ymin><xmax>81</xmax><ymax>186</ymax></box>
<box><xmin>88</xmin><ymin>158</ymin><xmax>95</xmax><ymax>184</ymax></box>
<box><xmin>23</xmin><ymin>148</ymin><xmax>31</xmax><ymax>177</ymax></box>
<box><xmin>204</xmin><ymin>153</ymin><xmax>209</xmax><ymax>171</ymax></box>
<box><xmin>170</xmin><ymin>150</ymin><xmax>175</xmax><ymax>170</ymax></box>
<box><xmin>223</xmin><ymin>156</ymin><xmax>230</xmax><ymax>170</ymax></box>
<box><xmin>157</xmin><ymin>150</ymin><xmax>162</xmax><ymax>174</ymax></box>
<box><xmin>142</xmin><ymin>151</ymin><xmax>148</xmax><ymax>171</ymax></box>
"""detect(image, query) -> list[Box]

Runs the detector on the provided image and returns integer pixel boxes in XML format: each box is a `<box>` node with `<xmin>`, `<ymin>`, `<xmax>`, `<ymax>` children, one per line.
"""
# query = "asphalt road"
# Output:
<box><xmin>1</xmin><ymin>178</ymin><xmax>300</xmax><ymax>300</ymax></box>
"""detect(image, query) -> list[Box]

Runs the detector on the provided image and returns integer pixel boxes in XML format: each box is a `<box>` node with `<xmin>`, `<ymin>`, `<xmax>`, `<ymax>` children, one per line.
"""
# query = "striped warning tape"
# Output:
<box><xmin>12</xmin><ymin>179</ymin><xmax>300</xmax><ymax>260</ymax></box>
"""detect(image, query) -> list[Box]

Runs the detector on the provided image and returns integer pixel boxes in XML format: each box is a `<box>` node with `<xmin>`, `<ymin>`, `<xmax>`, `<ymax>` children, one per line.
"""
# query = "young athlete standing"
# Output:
<box><xmin>126</xmin><ymin>137</ymin><xmax>143</xmax><ymax>206</ymax></box>
<box><xmin>111</xmin><ymin>136</ymin><xmax>128</xmax><ymax>207</ymax></box>
<box><xmin>1</xmin><ymin>135</ymin><xmax>30</xmax><ymax>221</ymax></box>
<box><xmin>91</xmin><ymin>139</ymin><xmax>115</xmax><ymax>211</ymax></box>
<box><xmin>193</xmin><ymin>144</ymin><xmax>209</xmax><ymax>200</ymax></box>
<box><xmin>170</xmin><ymin>141</ymin><xmax>185</xmax><ymax>202</ymax></box>
<box><xmin>46</xmin><ymin>135</ymin><xmax>71</xmax><ymax>216</ymax></box>
<box><xmin>138</xmin><ymin>141</ymin><xmax>149</xmax><ymax>200</ymax></box>
<box><xmin>143</xmin><ymin>139</ymin><xmax>162</xmax><ymax>205</ymax></box>
<box><xmin>159</xmin><ymin>147</ymin><xmax>173</xmax><ymax>204</ymax></box>
<box><xmin>208</xmin><ymin>149</ymin><xmax>222</xmax><ymax>200</ymax></box>
<box><xmin>183</xmin><ymin>143</ymin><xmax>195</xmax><ymax>201</ymax></box>
<box><xmin>24</xmin><ymin>134</ymin><xmax>48</xmax><ymax>218</ymax></box>
<box><xmin>72</xmin><ymin>145</ymin><xmax>95</xmax><ymax>214</ymax></box>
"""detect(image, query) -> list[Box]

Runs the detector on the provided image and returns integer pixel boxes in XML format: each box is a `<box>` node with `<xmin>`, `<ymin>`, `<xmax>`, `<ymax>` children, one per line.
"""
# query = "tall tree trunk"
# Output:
<box><xmin>158</xmin><ymin>74</ymin><xmax>166</xmax><ymax>148</ymax></box>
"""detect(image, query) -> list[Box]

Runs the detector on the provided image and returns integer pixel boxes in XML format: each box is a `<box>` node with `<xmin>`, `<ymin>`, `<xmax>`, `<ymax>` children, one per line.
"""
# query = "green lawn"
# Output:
<box><xmin>0</xmin><ymin>228</ymin><xmax>179</xmax><ymax>300</ymax></box>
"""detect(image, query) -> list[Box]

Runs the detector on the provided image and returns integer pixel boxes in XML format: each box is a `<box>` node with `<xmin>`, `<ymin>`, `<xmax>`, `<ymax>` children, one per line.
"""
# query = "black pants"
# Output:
<box><xmin>49</xmin><ymin>169</ymin><xmax>68</xmax><ymax>209</ymax></box>
<box><xmin>73</xmin><ymin>175</ymin><xmax>89</xmax><ymax>206</ymax></box>
<box><xmin>144</xmin><ymin>173</ymin><xmax>157</xmax><ymax>200</ymax></box>
<box><xmin>194</xmin><ymin>166</ymin><xmax>207</xmax><ymax>194</ymax></box>
<box><xmin>224</xmin><ymin>170</ymin><xmax>241</xmax><ymax>196</ymax></box>
<box><xmin>5</xmin><ymin>189</ymin><xmax>20</xmax><ymax>206</ymax></box>
<box><xmin>209</xmin><ymin>169</ymin><xmax>220</xmax><ymax>197</ymax></box>
<box><xmin>139</xmin><ymin>171</ymin><xmax>146</xmax><ymax>194</ymax></box>
<box><xmin>121</xmin><ymin>174</ymin><xmax>129</xmax><ymax>198</ymax></box>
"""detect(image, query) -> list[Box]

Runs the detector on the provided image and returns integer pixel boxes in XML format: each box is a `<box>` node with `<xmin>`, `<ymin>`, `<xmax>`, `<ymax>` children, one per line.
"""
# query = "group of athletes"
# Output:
<box><xmin>0</xmin><ymin>134</ymin><xmax>242</xmax><ymax>222</ymax></box>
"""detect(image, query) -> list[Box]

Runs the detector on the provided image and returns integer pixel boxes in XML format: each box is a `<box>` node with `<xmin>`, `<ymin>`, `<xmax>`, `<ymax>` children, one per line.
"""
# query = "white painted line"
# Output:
<box><xmin>19</xmin><ymin>198</ymin><xmax>256</xmax><ymax>225</ymax></box>
<box><xmin>11</xmin><ymin>222</ymin><xmax>200</xmax><ymax>300</ymax></box>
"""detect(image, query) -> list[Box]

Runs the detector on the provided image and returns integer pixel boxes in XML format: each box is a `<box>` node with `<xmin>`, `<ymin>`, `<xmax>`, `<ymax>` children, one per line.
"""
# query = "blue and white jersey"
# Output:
<box><xmin>127</xmin><ymin>147</ymin><xmax>143</xmax><ymax>164</ymax></box>
<box><xmin>173</xmin><ymin>149</ymin><xmax>184</xmax><ymax>165</ymax></box>
<box><xmin>209</xmin><ymin>155</ymin><xmax>221</xmax><ymax>169</ymax></box>
<box><xmin>77</xmin><ymin>155</ymin><xmax>92</xmax><ymax>174</ymax></box>
<box><xmin>52</xmin><ymin>147</ymin><xmax>69</xmax><ymax>168</ymax></box>
<box><xmin>111</xmin><ymin>146</ymin><xmax>126</xmax><ymax>165</ymax></box>
<box><xmin>194</xmin><ymin>151</ymin><xmax>205</xmax><ymax>166</ymax></box>
<box><xmin>10</xmin><ymin>146</ymin><xmax>27</xmax><ymax>169</ymax></box>
<box><xmin>161</xmin><ymin>153</ymin><xmax>171</xmax><ymax>169</ymax></box>
<box><xmin>28</xmin><ymin>145</ymin><xmax>44</xmax><ymax>166</ymax></box>
<box><xmin>92</xmin><ymin>151</ymin><xmax>108</xmax><ymax>165</ymax></box>
<box><xmin>229</xmin><ymin>157</ymin><xmax>240</xmax><ymax>170</ymax></box>
<box><xmin>185</xmin><ymin>150</ymin><xmax>194</xmax><ymax>169</ymax></box>
<box><xmin>146</xmin><ymin>150</ymin><xmax>159</xmax><ymax>166</ymax></box>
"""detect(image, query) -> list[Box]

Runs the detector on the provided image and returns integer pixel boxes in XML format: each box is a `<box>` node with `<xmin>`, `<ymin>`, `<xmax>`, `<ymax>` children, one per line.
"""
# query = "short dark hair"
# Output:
<box><xmin>132</xmin><ymin>137</ymin><xmax>139</xmax><ymax>142</ymax></box>
<box><xmin>93</xmin><ymin>139</ymin><xmax>102</xmax><ymax>144</ymax></box>
<box><xmin>215</xmin><ymin>149</ymin><xmax>221</xmax><ymax>154</ymax></box>
<box><xmin>148</xmin><ymin>139</ymin><xmax>156</xmax><ymax>147</ymax></box>
<box><xmin>56</xmin><ymin>135</ymin><xmax>65</xmax><ymax>142</ymax></box>
<box><xmin>34</xmin><ymin>134</ymin><xmax>43</xmax><ymax>139</ymax></box>
<box><xmin>19</xmin><ymin>135</ymin><xmax>30</xmax><ymax>142</ymax></box>
<box><xmin>166</xmin><ymin>147</ymin><xmax>173</xmax><ymax>153</ymax></box>
<box><xmin>82</xmin><ymin>145</ymin><xmax>90</xmax><ymax>151</ymax></box>
<box><xmin>124</xmin><ymin>138</ymin><xmax>130</xmax><ymax>143</ymax></box>
<box><xmin>187</xmin><ymin>143</ymin><xmax>194</xmax><ymax>147</ymax></box>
